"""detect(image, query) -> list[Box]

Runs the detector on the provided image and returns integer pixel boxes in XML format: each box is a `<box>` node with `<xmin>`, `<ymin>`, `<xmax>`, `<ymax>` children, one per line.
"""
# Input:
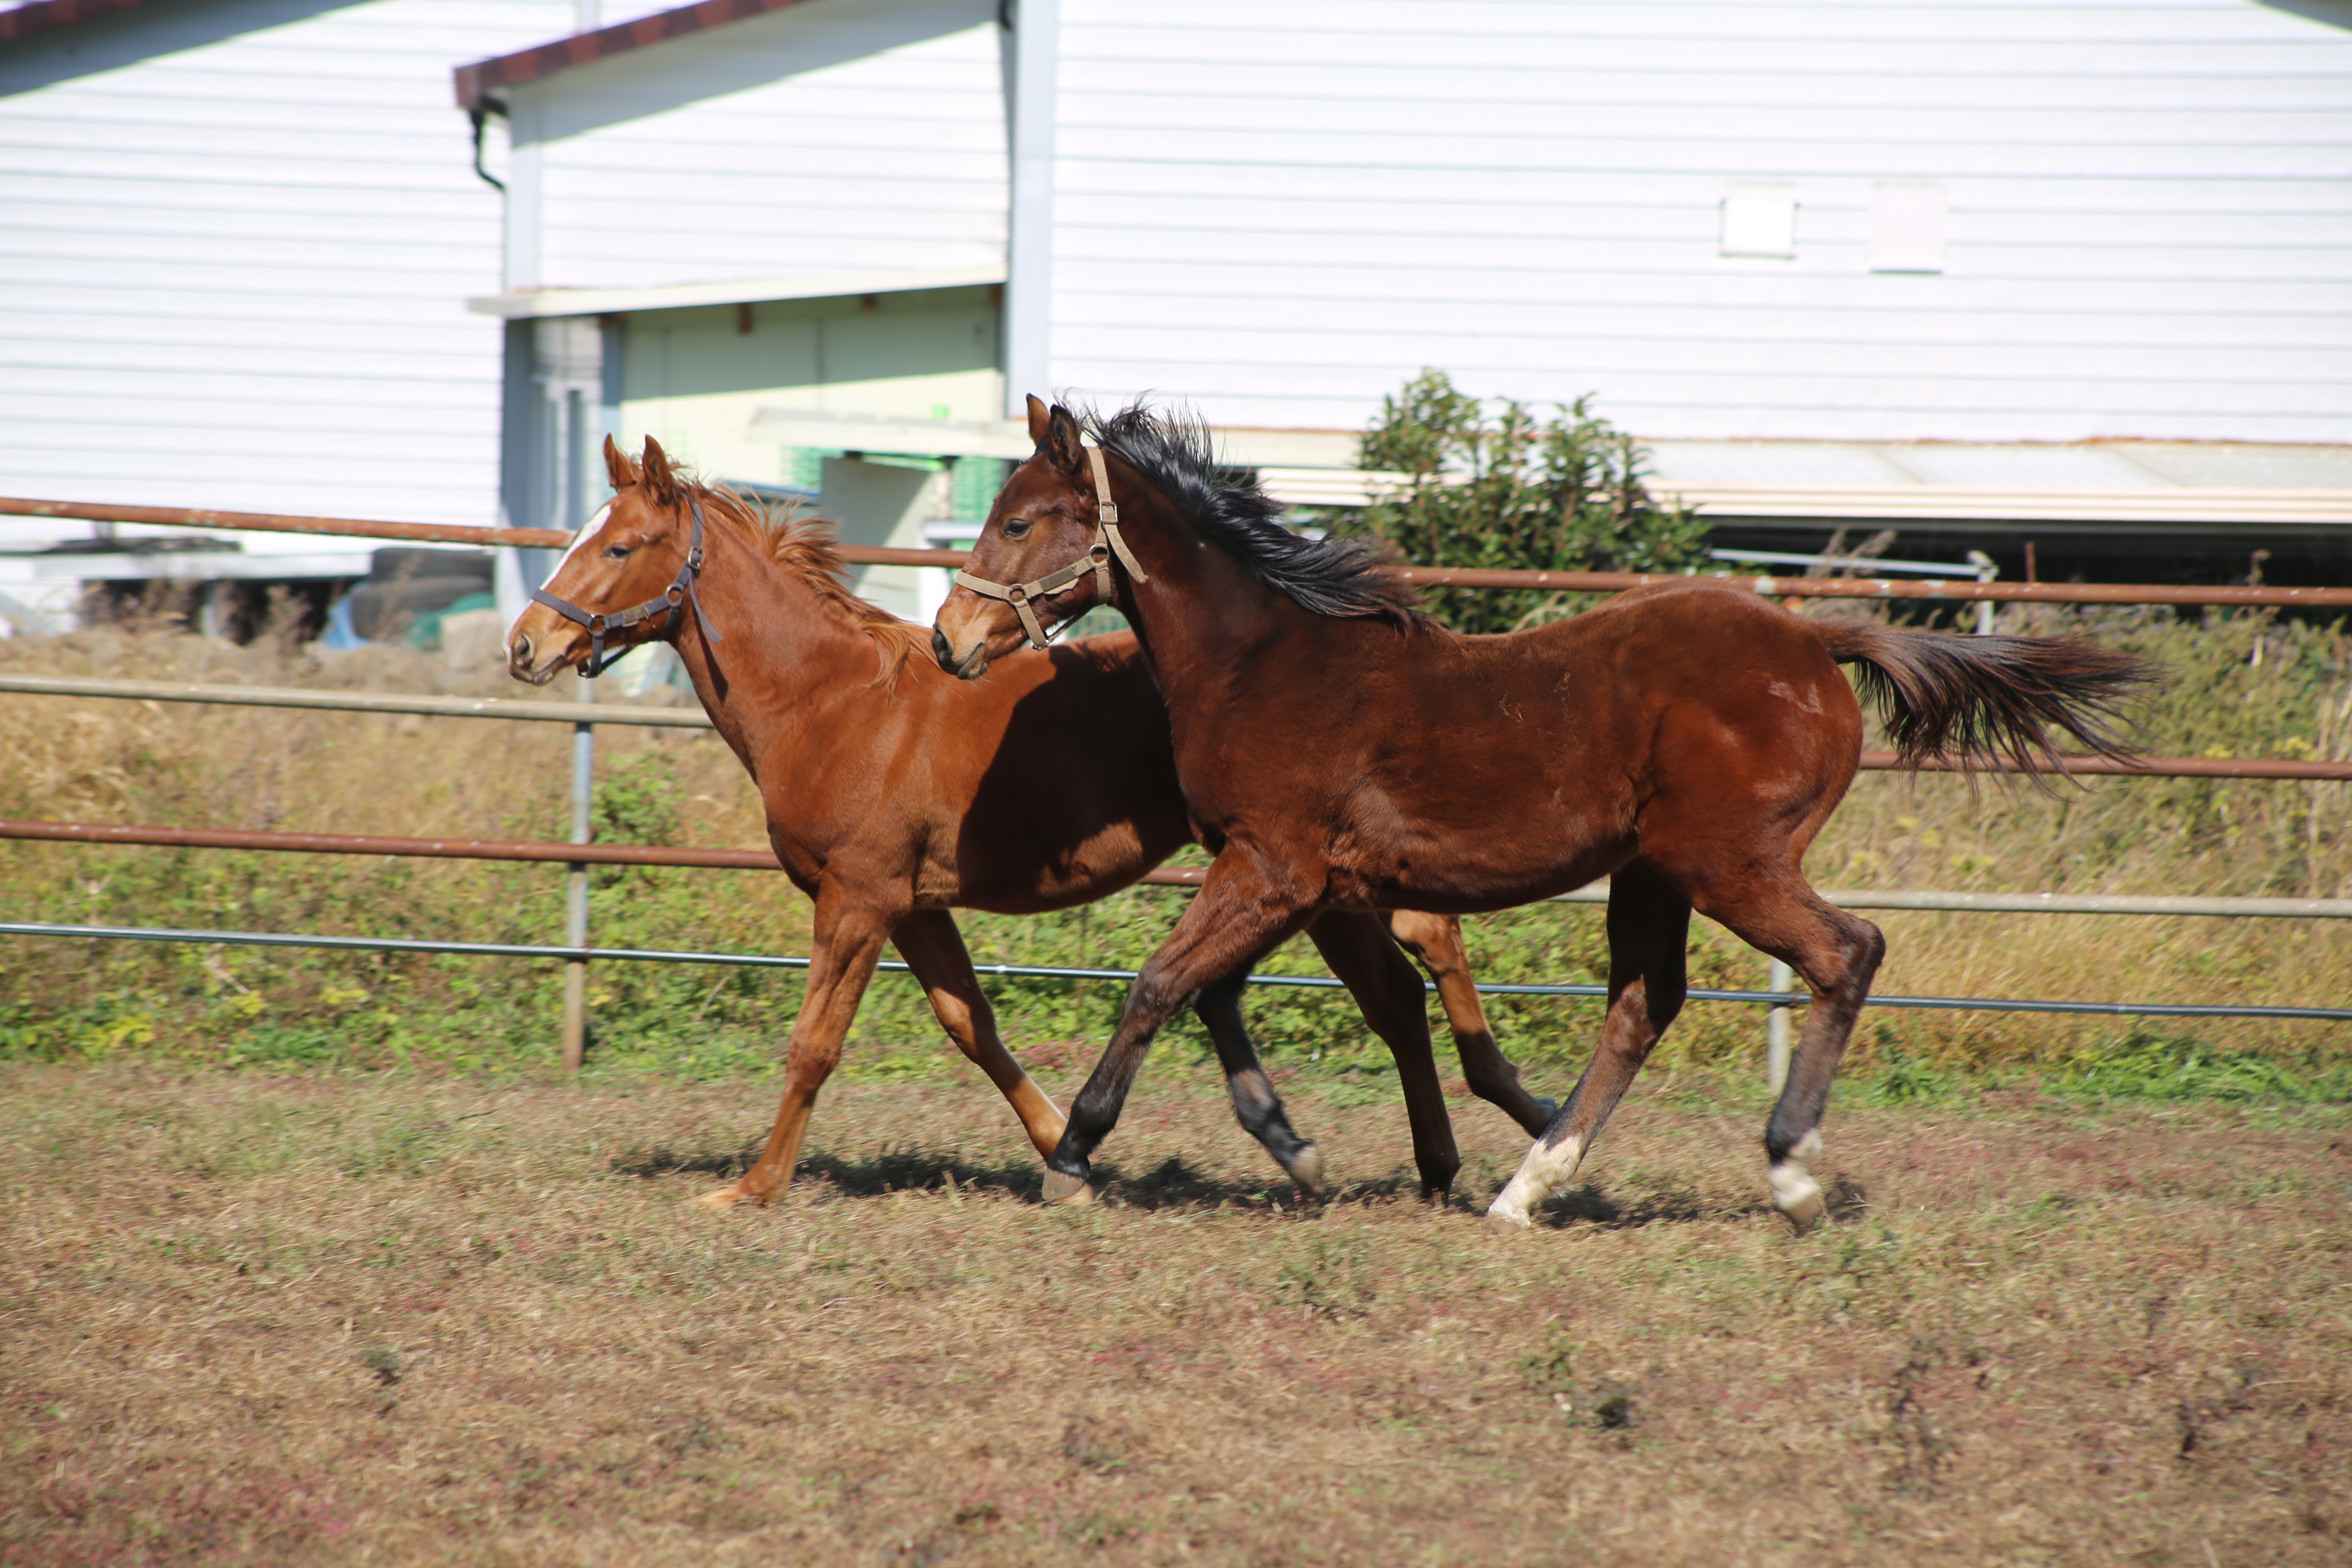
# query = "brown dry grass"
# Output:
<box><xmin>3</xmin><ymin>1061</ymin><xmax>2345</xmax><ymax>1566</ymax></box>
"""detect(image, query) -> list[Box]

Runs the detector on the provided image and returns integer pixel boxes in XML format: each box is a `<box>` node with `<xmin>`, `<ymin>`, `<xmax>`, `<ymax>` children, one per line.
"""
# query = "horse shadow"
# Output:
<box><xmin>612</xmin><ymin>1138</ymin><xmax>1417</xmax><ymax>1212</ymax></box>
<box><xmin>1526</xmin><ymin>1171</ymin><xmax>1868</xmax><ymax>1229</ymax></box>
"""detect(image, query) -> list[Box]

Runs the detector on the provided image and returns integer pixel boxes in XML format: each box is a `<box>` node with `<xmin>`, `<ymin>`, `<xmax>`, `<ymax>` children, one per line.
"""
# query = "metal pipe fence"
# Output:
<box><xmin>2</xmin><ymin>494</ymin><xmax>2345</xmax><ymax>1060</ymax></box>
<box><xmin>6</xmin><ymin>819</ymin><xmax>2350</xmax><ymax>920</ymax></box>
<box><xmin>6</xmin><ymin>921</ymin><xmax>2346</xmax><ymax>1024</ymax></box>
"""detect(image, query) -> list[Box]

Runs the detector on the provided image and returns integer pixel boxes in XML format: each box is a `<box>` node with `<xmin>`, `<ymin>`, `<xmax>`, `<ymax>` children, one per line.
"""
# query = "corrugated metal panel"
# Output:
<box><xmin>0</xmin><ymin>0</ymin><xmax>585</xmax><ymax>528</ymax></box>
<box><xmin>1047</xmin><ymin>0</ymin><xmax>2352</xmax><ymax>442</ymax></box>
<box><xmin>520</xmin><ymin>0</ymin><xmax>1007</xmax><ymax>293</ymax></box>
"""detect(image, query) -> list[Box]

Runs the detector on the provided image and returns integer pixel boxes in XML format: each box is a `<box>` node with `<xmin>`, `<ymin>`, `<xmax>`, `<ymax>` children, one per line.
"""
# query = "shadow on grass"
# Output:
<box><xmin>612</xmin><ymin>1140</ymin><xmax>1419</xmax><ymax>1212</ymax></box>
<box><xmin>1531</xmin><ymin>1181</ymin><xmax>1773</xmax><ymax>1231</ymax></box>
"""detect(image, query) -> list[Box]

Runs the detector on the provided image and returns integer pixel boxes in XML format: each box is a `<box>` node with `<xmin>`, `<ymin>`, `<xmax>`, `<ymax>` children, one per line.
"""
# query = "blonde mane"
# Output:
<box><xmin>686</xmin><ymin>477</ymin><xmax>935</xmax><ymax>690</ymax></box>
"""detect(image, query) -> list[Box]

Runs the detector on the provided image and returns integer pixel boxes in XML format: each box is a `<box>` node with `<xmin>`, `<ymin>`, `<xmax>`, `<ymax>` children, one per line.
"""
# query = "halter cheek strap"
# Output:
<box><xmin>953</xmin><ymin>441</ymin><xmax>1148</xmax><ymax>650</ymax></box>
<box><xmin>529</xmin><ymin>494</ymin><xmax>725</xmax><ymax>679</ymax></box>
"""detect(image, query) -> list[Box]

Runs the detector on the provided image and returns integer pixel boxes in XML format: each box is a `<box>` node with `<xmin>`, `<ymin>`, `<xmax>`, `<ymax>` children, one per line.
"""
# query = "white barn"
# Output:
<box><xmin>4</xmin><ymin>0</ymin><xmax>2348</xmax><ymax>627</ymax></box>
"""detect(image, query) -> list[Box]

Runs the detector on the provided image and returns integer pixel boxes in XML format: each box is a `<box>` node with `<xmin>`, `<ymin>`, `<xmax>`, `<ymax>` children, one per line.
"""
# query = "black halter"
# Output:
<box><xmin>529</xmin><ymin>494</ymin><xmax>725</xmax><ymax>679</ymax></box>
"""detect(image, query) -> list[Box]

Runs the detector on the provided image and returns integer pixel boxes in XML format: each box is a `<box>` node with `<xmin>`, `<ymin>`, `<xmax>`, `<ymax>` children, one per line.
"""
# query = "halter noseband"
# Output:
<box><xmin>954</xmin><ymin>443</ymin><xmax>1148</xmax><ymax>650</ymax></box>
<box><xmin>529</xmin><ymin>494</ymin><xmax>725</xmax><ymax>679</ymax></box>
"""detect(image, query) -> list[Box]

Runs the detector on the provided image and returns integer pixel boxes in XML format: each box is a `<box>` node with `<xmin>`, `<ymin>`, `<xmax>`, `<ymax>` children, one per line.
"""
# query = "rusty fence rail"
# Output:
<box><xmin>4</xmin><ymin>494</ymin><xmax>2348</xmax><ymax>1059</ymax></box>
<box><xmin>6</xmin><ymin>492</ymin><xmax>2352</xmax><ymax>608</ymax></box>
<box><xmin>4</xmin><ymin>674</ymin><xmax>2348</xmax><ymax>782</ymax></box>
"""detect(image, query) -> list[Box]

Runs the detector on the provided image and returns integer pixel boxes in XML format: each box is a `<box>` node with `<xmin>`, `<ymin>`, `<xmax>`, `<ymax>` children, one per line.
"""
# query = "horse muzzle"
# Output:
<box><xmin>506</xmin><ymin>622</ymin><xmax>573</xmax><ymax>686</ymax></box>
<box><xmin>930</xmin><ymin>597</ymin><xmax>998</xmax><ymax>680</ymax></box>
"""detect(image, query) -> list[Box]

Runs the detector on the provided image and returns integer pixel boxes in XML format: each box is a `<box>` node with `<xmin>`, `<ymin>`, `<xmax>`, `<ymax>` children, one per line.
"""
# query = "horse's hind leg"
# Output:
<box><xmin>1685</xmin><ymin>876</ymin><xmax>1884</xmax><ymax>1232</ymax></box>
<box><xmin>1307</xmin><ymin>910</ymin><xmax>1459</xmax><ymax>1198</ymax></box>
<box><xmin>890</xmin><ymin>908</ymin><xmax>1067</xmax><ymax>1160</ymax></box>
<box><xmin>1194</xmin><ymin>970</ymin><xmax>1327</xmax><ymax>1195</ymax></box>
<box><xmin>1387</xmin><ymin>909</ymin><xmax>1558</xmax><ymax>1138</ymax></box>
<box><xmin>1488</xmin><ymin>863</ymin><xmax>1690</xmax><ymax>1229</ymax></box>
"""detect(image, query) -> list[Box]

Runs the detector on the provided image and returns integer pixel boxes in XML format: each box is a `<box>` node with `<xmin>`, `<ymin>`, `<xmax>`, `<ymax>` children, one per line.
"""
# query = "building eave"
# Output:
<box><xmin>453</xmin><ymin>0</ymin><xmax>826</xmax><ymax>111</ymax></box>
<box><xmin>0</xmin><ymin>0</ymin><xmax>165</xmax><ymax>46</ymax></box>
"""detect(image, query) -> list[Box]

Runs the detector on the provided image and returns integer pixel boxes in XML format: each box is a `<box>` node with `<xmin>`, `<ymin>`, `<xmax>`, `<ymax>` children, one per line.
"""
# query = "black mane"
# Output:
<box><xmin>1082</xmin><ymin>403</ymin><xmax>1426</xmax><ymax>628</ymax></box>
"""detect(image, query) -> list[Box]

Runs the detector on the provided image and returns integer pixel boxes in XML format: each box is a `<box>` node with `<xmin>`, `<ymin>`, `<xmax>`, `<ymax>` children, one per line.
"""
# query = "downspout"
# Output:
<box><xmin>468</xmin><ymin>102</ymin><xmax>506</xmax><ymax>192</ymax></box>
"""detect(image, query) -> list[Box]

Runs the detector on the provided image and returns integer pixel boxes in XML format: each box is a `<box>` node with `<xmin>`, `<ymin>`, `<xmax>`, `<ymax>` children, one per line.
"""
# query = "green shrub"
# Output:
<box><xmin>1348</xmin><ymin>369</ymin><xmax>1708</xmax><ymax>635</ymax></box>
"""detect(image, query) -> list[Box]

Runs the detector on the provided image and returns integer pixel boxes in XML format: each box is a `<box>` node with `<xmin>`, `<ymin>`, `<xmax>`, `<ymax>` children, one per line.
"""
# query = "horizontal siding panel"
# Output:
<box><xmin>1052</xmin><ymin>361</ymin><xmax>2351</xmax><ymax>421</ymax></box>
<box><xmin>1065</xmin><ymin>3</ymin><xmax>2321</xmax><ymax>46</ymax></box>
<box><xmin>1051</xmin><ymin>227</ymin><xmax>2352</xmax><ymax>284</ymax></box>
<box><xmin>1053</xmin><ymin>194</ymin><xmax>2352</xmax><ymax>251</ymax></box>
<box><xmin>1066</xmin><ymin>34</ymin><xmax>2333</xmax><ymax>79</ymax></box>
<box><xmin>1049</xmin><ymin>257</ymin><xmax>2350</xmax><ymax>315</ymax></box>
<box><xmin>1049</xmin><ymin>293</ymin><xmax>2352</xmax><ymax>351</ymax></box>
<box><xmin>1052</xmin><ymin>326</ymin><xmax>2346</xmax><ymax>387</ymax></box>
<box><xmin>1055</xmin><ymin>130</ymin><xmax>2352</xmax><ymax>181</ymax></box>
<box><xmin>1058</xmin><ymin>96</ymin><xmax>2334</xmax><ymax>150</ymax></box>
<box><xmin>1051</xmin><ymin>158</ymin><xmax>2350</xmax><ymax>212</ymax></box>
<box><xmin>1042</xmin><ymin>62</ymin><xmax>2352</xmax><ymax>113</ymax></box>
<box><xmin>0</xmin><ymin>391</ymin><xmax>498</xmax><ymax>439</ymax></box>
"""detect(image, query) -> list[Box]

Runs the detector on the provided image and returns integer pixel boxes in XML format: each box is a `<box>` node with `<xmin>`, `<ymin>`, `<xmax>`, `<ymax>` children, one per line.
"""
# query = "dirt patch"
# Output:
<box><xmin>2</xmin><ymin>1062</ymin><xmax>2346</xmax><ymax>1565</ymax></box>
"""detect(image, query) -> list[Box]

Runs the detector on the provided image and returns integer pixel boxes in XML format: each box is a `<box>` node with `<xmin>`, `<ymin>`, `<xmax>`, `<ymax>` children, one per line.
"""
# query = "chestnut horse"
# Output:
<box><xmin>935</xmin><ymin>399</ymin><xmax>2146</xmax><ymax>1229</ymax></box>
<box><xmin>507</xmin><ymin>436</ymin><xmax>1557</xmax><ymax>1206</ymax></box>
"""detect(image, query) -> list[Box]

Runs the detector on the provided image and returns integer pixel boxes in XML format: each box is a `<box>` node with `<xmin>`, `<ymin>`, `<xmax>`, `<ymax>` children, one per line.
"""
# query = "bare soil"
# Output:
<box><xmin>2</xmin><ymin>1061</ymin><xmax>2345</xmax><ymax>1566</ymax></box>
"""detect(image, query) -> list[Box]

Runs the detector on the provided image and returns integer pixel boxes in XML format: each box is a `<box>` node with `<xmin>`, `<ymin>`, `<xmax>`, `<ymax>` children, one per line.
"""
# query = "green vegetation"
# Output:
<box><xmin>1348</xmin><ymin>368</ymin><xmax>1709</xmax><ymax>634</ymax></box>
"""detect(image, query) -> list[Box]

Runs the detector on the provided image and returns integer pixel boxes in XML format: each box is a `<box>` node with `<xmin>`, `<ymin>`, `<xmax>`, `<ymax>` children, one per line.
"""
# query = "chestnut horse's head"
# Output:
<box><xmin>931</xmin><ymin>395</ymin><xmax>1131</xmax><ymax>679</ymax></box>
<box><xmin>508</xmin><ymin>435</ymin><xmax>720</xmax><ymax>684</ymax></box>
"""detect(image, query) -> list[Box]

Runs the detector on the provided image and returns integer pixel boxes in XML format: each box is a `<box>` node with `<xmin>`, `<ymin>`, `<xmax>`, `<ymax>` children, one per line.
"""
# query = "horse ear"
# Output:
<box><xmin>1045</xmin><ymin>403</ymin><xmax>1085</xmax><ymax>477</ymax></box>
<box><xmin>641</xmin><ymin>435</ymin><xmax>679</xmax><ymax>507</ymax></box>
<box><xmin>603</xmin><ymin>434</ymin><xmax>639</xmax><ymax>494</ymax></box>
<box><xmin>1025</xmin><ymin>393</ymin><xmax>1051</xmax><ymax>444</ymax></box>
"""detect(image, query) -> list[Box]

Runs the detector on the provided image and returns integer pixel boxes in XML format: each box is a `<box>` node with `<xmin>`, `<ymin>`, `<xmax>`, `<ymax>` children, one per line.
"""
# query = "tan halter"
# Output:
<box><xmin>954</xmin><ymin>442</ymin><xmax>1149</xmax><ymax>649</ymax></box>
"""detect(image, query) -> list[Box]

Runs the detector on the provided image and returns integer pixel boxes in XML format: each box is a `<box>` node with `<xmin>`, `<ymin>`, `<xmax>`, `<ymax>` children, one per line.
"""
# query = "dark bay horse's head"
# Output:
<box><xmin>931</xmin><ymin>395</ymin><xmax>1116</xmax><ymax>680</ymax></box>
<box><xmin>508</xmin><ymin>435</ymin><xmax>703</xmax><ymax>684</ymax></box>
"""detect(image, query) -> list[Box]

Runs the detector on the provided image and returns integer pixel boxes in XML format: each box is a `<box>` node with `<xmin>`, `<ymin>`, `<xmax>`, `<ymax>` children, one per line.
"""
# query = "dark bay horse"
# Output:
<box><xmin>934</xmin><ymin>399</ymin><xmax>2147</xmax><ymax>1229</ymax></box>
<box><xmin>506</xmin><ymin>436</ymin><xmax>1556</xmax><ymax>1206</ymax></box>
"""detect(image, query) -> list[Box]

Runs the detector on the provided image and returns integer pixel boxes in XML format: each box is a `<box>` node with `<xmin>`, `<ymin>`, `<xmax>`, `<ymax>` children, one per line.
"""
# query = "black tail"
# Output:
<box><xmin>1822</xmin><ymin>622</ymin><xmax>2154</xmax><ymax>777</ymax></box>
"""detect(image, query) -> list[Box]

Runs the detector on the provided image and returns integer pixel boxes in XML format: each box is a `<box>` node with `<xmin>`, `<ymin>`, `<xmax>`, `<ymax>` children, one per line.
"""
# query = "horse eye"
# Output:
<box><xmin>604</xmin><ymin>545</ymin><xmax>633</xmax><ymax>560</ymax></box>
<box><xmin>1002</xmin><ymin>519</ymin><xmax>1032</xmax><ymax>540</ymax></box>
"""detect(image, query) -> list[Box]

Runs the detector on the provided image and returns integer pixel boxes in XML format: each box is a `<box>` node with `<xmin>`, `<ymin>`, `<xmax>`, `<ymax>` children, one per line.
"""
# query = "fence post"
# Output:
<box><xmin>1766</xmin><ymin>958</ymin><xmax>1794</xmax><ymax>1096</ymax></box>
<box><xmin>562</xmin><ymin>676</ymin><xmax>594</xmax><ymax>1070</ymax></box>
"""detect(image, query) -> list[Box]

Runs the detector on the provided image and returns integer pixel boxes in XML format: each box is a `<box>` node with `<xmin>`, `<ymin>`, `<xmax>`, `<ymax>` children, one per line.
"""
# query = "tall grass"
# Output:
<box><xmin>0</xmin><ymin>602</ymin><xmax>2344</xmax><ymax>1091</ymax></box>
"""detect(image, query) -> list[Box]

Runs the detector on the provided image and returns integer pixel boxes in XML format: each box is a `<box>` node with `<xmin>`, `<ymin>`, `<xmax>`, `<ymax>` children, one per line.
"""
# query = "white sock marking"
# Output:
<box><xmin>1769</xmin><ymin>1127</ymin><xmax>1825</xmax><ymax>1221</ymax></box>
<box><xmin>1486</xmin><ymin>1133</ymin><xmax>1584</xmax><ymax>1228</ymax></box>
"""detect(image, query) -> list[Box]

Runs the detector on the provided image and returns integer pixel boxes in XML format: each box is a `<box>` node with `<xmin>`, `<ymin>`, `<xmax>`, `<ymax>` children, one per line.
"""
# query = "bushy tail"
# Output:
<box><xmin>1822</xmin><ymin>622</ymin><xmax>2154</xmax><ymax>777</ymax></box>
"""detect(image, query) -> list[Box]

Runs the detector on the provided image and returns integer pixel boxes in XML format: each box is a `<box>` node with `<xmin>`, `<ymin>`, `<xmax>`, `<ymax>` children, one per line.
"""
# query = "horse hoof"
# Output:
<box><xmin>693</xmin><ymin>1185</ymin><xmax>758</xmax><ymax>1210</ymax></box>
<box><xmin>1485</xmin><ymin>1206</ymin><xmax>1533</xmax><ymax>1234</ymax></box>
<box><xmin>1779</xmin><ymin>1187</ymin><xmax>1826</xmax><ymax>1234</ymax></box>
<box><xmin>1040</xmin><ymin>1168</ymin><xmax>1095</xmax><ymax>1206</ymax></box>
<box><xmin>1285</xmin><ymin>1144</ymin><xmax>1327</xmax><ymax>1195</ymax></box>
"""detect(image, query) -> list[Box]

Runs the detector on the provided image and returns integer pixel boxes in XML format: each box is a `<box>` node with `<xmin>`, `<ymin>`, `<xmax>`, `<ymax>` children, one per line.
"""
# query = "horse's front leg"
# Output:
<box><xmin>1305</xmin><ymin>910</ymin><xmax>1459</xmax><ymax>1199</ymax></box>
<box><xmin>696</xmin><ymin>891</ymin><xmax>895</xmax><ymax>1208</ymax></box>
<box><xmin>1045</xmin><ymin>854</ymin><xmax>1311</xmax><ymax>1205</ymax></box>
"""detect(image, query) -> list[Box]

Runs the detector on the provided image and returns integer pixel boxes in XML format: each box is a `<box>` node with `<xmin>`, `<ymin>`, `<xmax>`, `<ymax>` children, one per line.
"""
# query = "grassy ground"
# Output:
<box><xmin>3</xmin><ymin>1060</ymin><xmax>2346</xmax><ymax>1566</ymax></box>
